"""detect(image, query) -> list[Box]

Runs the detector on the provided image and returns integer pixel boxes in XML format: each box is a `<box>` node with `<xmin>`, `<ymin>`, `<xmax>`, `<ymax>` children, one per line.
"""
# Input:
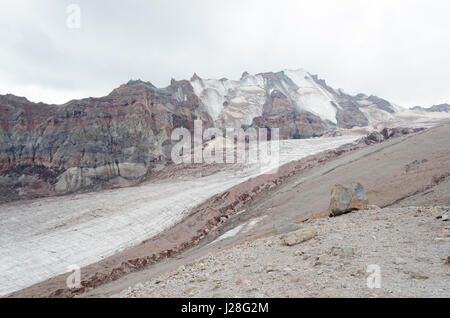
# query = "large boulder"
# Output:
<box><xmin>329</xmin><ymin>183</ymin><xmax>369</xmax><ymax>217</ymax></box>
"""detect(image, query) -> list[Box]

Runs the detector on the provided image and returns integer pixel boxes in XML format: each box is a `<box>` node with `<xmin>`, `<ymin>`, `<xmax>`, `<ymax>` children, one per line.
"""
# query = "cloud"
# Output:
<box><xmin>0</xmin><ymin>0</ymin><xmax>449</xmax><ymax>107</ymax></box>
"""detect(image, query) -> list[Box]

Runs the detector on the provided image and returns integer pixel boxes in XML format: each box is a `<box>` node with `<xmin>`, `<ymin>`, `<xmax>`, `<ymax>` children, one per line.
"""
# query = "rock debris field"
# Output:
<box><xmin>117</xmin><ymin>206</ymin><xmax>450</xmax><ymax>298</ymax></box>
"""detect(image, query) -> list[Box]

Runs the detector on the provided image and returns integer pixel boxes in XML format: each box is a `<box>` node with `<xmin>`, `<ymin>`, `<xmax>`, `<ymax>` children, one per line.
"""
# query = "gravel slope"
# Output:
<box><xmin>117</xmin><ymin>206</ymin><xmax>450</xmax><ymax>298</ymax></box>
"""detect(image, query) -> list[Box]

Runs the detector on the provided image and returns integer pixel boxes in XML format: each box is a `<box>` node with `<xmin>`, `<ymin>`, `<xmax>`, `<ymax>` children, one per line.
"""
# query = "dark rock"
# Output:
<box><xmin>329</xmin><ymin>183</ymin><xmax>369</xmax><ymax>217</ymax></box>
<box><xmin>364</xmin><ymin>131</ymin><xmax>385</xmax><ymax>144</ymax></box>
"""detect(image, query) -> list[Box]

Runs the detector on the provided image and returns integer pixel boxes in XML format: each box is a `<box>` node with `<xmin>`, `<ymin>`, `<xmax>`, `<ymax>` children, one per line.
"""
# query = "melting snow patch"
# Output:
<box><xmin>210</xmin><ymin>224</ymin><xmax>246</xmax><ymax>244</ymax></box>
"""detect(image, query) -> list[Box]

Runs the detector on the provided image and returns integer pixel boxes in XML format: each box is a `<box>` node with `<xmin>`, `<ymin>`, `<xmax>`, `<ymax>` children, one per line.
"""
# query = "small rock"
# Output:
<box><xmin>351</xmin><ymin>269</ymin><xmax>365</xmax><ymax>277</ymax></box>
<box><xmin>446</xmin><ymin>256</ymin><xmax>450</xmax><ymax>265</ymax></box>
<box><xmin>290</xmin><ymin>277</ymin><xmax>301</xmax><ymax>283</ymax></box>
<box><xmin>442</xmin><ymin>214</ymin><xmax>449</xmax><ymax>222</ymax></box>
<box><xmin>282</xmin><ymin>228</ymin><xmax>318</xmax><ymax>246</ymax></box>
<box><xmin>394</xmin><ymin>257</ymin><xmax>407</xmax><ymax>265</ymax></box>
<box><xmin>313</xmin><ymin>256</ymin><xmax>325</xmax><ymax>266</ymax></box>
<box><xmin>294</xmin><ymin>250</ymin><xmax>304</xmax><ymax>256</ymax></box>
<box><xmin>265</xmin><ymin>265</ymin><xmax>277</xmax><ymax>273</ymax></box>
<box><xmin>235</xmin><ymin>278</ymin><xmax>250</xmax><ymax>286</ymax></box>
<box><xmin>410</xmin><ymin>272</ymin><xmax>429</xmax><ymax>280</ymax></box>
<box><xmin>331</xmin><ymin>246</ymin><xmax>355</xmax><ymax>258</ymax></box>
<box><xmin>439</xmin><ymin>229</ymin><xmax>450</xmax><ymax>238</ymax></box>
<box><xmin>197</xmin><ymin>275</ymin><xmax>208</xmax><ymax>282</ymax></box>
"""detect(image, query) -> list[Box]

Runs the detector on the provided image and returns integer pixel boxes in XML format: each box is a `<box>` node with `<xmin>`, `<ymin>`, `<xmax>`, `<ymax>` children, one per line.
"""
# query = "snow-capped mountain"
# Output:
<box><xmin>0</xmin><ymin>68</ymin><xmax>405</xmax><ymax>201</ymax></box>
<box><xmin>190</xmin><ymin>69</ymin><xmax>400</xmax><ymax>132</ymax></box>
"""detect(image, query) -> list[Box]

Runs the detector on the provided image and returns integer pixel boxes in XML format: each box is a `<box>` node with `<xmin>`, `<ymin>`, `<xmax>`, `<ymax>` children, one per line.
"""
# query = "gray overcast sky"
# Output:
<box><xmin>1</xmin><ymin>0</ymin><xmax>449</xmax><ymax>107</ymax></box>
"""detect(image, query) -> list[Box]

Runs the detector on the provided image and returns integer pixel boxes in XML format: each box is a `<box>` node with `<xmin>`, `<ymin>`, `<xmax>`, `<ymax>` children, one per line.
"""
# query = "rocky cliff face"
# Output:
<box><xmin>0</xmin><ymin>69</ymin><xmax>403</xmax><ymax>201</ymax></box>
<box><xmin>250</xmin><ymin>89</ymin><xmax>327</xmax><ymax>139</ymax></box>
<box><xmin>0</xmin><ymin>80</ymin><xmax>213</xmax><ymax>201</ymax></box>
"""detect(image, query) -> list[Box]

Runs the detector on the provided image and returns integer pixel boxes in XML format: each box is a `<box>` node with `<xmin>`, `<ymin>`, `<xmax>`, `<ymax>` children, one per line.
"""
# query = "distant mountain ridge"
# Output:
<box><xmin>0</xmin><ymin>68</ymin><xmax>403</xmax><ymax>201</ymax></box>
<box><xmin>411</xmin><ymin>104</ymin><xmax>450</xmax><ymax>113</ymax></box>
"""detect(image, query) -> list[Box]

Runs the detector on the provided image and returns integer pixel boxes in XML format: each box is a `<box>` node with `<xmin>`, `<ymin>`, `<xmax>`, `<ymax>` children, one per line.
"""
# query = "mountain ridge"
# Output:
<box><xmin>0</xmin><ymin>68</ymin><xmax>409</xmax><ymax>201</ymax></box>
<box><xmin>411</xmin><ymin>103</ymin><xmax>450</xmax><ymax>113</ymax></box>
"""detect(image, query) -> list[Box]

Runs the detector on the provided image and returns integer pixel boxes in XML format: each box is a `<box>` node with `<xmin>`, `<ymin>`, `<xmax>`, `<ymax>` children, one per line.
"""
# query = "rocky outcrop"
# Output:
<box><xmin>0</xmin><ymin>80</ymin><xmax>213</xmax><ymax>201</ymax></box>
<box><xmin>308</xmin><ymin>75</ymin><xmax>398</xmax><ymax>127</ymax></box>
<box><xmin>309</xmin><ymin>75</ymin><xmax>369</xmax><ymax>128</ymax></box>
<box><xmin>329</xmin><ymin>183</ymin><xmax>369</xmax><ymax>217</ymax></box>
<box><xmin>354</xmin><ymin>94</ymin><xmax>396</xmax><ymax>114</ymax></box>
<box><xmin>282</xmin><ymin>228</ymin><xmax>318</xmax><ymax>246</ymax></box>
<box><xmin>251</xmin><ymin>90</ymin><xmax>328</xmax><ymax>139</ymax></box>
<box><xmin>362</xmin><ymin>127</ymin><xmax>425</xmax><ymax>145</ymax></box>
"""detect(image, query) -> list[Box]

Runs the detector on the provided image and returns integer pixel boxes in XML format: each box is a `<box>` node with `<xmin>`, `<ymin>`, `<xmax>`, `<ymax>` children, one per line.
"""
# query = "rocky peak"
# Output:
<box><xmin>240</xmin><ymin>71</ymin><xmax>250</xmax><ymax>80</ymax></box>
<box><xmin>126</xmin><ymin>79</ymin><xmax>156</xmax><ymax>89</ymax></box>
<box><xmin>190</xmin><ymin>73</ymin><xmax>201</xmax><ymax>82</ymax></box>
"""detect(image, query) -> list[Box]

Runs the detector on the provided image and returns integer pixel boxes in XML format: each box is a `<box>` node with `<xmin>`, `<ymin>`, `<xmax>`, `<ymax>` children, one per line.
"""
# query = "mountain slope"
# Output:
<box><xmin>190</xmin><ymin>69</ymin><xmax>398</xmax><ymax>131</ymax></box>
<box><xmin>0</xmin><ymin>68</ymin><xmax>404</xmax><ymax>201</ymax></box>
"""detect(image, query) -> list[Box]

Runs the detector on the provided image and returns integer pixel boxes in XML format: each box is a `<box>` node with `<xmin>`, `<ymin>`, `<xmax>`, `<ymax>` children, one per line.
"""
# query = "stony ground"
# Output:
<box><xmin>117</xmin><ymin>206</ymin><xmax>450</xmax><ymax>298</ymax></box>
